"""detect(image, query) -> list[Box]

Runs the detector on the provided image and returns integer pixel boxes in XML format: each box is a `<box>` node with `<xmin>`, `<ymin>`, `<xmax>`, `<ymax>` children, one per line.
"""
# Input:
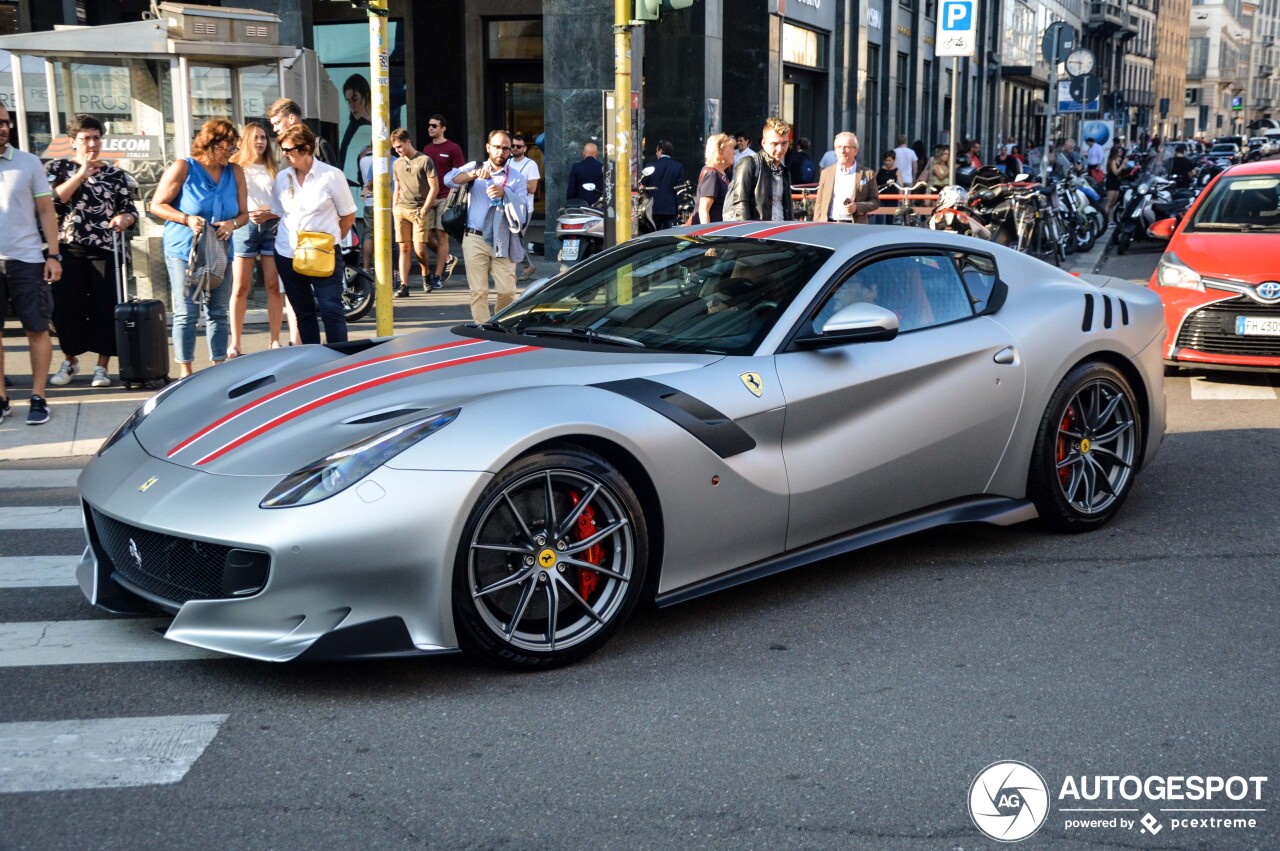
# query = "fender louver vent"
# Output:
<box><xmin>1083</xmin><ymin>294</ymin><xmax>1130</xmax><ymax>333</ymax></box>
<box><xmin>344</xmin><ymin>408</ymin><xmax>427</xmax><ymax>425</ymax></box>
<box><xmin>228</xmin><ymin>374</ymin><xmax>276</xmax><ymax>399</ymax></box>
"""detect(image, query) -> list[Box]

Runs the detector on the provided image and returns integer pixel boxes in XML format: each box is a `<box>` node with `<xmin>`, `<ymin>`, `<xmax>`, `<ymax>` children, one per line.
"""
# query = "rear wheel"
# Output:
<box><xmin>342</xmin><ymin>267</ymin><xmax>374</xmax><ymax>322</ymax></box>
<box><xmin>452</xmin><ymin>448</ymin><xmax>649</xmax><ymax>669</ymax></box>
<box><xmin>1028</xmin><ymin>362</ymin><xmax>1142</xmax><ymax>532</ymax></box>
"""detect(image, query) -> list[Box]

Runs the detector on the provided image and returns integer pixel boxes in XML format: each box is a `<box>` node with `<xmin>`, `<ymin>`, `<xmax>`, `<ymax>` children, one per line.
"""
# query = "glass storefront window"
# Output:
<box><xmin>488</xmin><ymin>20</ymin><xmax>543</xmax><ymax>61</ymax></box>
<box><xmin>240</xmin><ymin>65</ymin><xmax>280</xmax><ymax>125</ymax></box>
<box><xmin>782</xmin><ymin>23</ymin><xmax>826</xmax><ymax>70</ymax></box>
<box><xmin>190</xmin><ymin>65</ymin><xmax>232</xmax><ymax>126</ymax></box>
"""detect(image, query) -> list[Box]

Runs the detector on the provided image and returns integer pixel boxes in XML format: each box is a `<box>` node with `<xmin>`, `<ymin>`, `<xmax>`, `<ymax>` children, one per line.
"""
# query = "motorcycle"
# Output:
<box><xmin>555</xmin><ymin>182</ymin><xmax>605</xmax><ymax>267</ymax></box>
<box><xmin>340</xmin><ymin>230</ymin><xmax>374</xmax><ymax>322</ymax></box>
<box><xmin>927</xmin><ymin>185</ymin><xmax>993</xmax><ymax>240</ymax></box>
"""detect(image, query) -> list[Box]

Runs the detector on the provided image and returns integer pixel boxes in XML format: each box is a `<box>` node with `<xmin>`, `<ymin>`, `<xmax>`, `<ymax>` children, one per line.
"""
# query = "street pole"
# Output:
<box><xmin>1045</xmin><ymin>60</ymin><xmax>1056</xmax><ymax>182</ymax></box>
<box><xmin>613</xmin><ymin>0</ymin><xmax>633</xmax><ymax>244</ymax></box>
<box><xmin>949</xmin><ymin>56</ymin><xmax>959</xmax><ymax>186</ymax></box>
<box><xmin>369</xmin><ymin>0</ymin><xmax>393</xmax><ymax>336</ymax></box>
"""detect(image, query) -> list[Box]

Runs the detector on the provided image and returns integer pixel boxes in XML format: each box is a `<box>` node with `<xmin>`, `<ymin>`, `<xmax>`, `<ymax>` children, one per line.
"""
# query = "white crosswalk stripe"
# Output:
<box><xmin>0</xmin><ymin>506</ymin><xmax>82</xmax><ymax>530</ymax></box>
<box><xmin>0</xmin><ymin>619</ymin><xmax>225</xmax><ymax>666</ymax></box>
<box><xmin>0</xmin><ymin>715</ymin><xmax>227</xmax><ymax>793</ymax></box>
<box><xmin>0</xmin><ymin>555</ymin><xmax>80</xmax><ymax>588</ymax></box>
<box><xmin>1189</xmin><ymin>377</ymin><xmax>1278</xmax><ymax>400</ymax></box>
<box><xmin>0</xmin><ymin>469</ymin><xmax>81</xmax><ymax>490</ymax></box>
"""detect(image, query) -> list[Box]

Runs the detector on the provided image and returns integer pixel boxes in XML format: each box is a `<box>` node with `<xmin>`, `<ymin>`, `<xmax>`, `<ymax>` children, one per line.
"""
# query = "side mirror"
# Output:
<box><xmin>795</xmin><ymin>302</ymin><xmax>900</xmax><ymax>347</ymax></box>
<box><xmin>1149</xmin><ymin>217</ymin><xmax>1178</xmax><ymax>239</ymax></box>
<box><xmin>581</xmin><ymin>183</ymin><xmax>597</xmax><ymax>192</ymax></box>
<box><xmin>641</xmin><ymin>166</ymin><xmax>656</xmax><ymax>177</ymax></box>
<box><xmin>516</xmin><ymin>277</ymin><xmax>553</xmax><ymax>302</ymax></box>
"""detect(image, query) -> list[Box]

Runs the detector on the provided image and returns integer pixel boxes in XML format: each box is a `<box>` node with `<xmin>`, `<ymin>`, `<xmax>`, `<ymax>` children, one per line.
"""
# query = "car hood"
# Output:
<box><xmin>1174</xmin><ymin>232</ymin><xmax>1277</xmax><ymax>282</ymax></box>
<box><xmin>135</xmin><ymin>328</ymin><xmax>721</xmax><ymax>476</ymax></box>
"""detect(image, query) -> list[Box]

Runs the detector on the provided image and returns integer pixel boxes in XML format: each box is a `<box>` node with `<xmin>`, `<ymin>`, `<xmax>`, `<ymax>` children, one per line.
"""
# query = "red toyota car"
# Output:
<box><xmin>1149</xmin><ymin>160</ymin><xmax>1280</xmax><ymax>371</ymax></box>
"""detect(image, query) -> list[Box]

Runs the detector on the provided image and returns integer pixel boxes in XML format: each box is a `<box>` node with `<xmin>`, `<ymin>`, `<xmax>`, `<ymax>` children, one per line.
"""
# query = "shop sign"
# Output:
<box><xmin>770</xmin><ymin>0</ymin><xmax>837</xmax><ymax>33</ymax></box>
<box><xmin>40</xmin><ymin>135</ymin><xmax>164</xmax><ymax>161</ymax></box>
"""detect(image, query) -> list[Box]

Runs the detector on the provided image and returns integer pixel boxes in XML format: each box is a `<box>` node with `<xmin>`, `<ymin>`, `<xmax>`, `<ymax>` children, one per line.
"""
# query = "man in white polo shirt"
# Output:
<box><xmin>0</xmin><ymin>104</ymin><xmax>63</xmax><ymax>425</ymax></box>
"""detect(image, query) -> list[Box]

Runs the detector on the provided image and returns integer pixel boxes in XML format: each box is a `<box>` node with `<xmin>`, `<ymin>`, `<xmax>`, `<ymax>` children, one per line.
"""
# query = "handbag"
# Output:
<box><xmin>441</xmin><ymin>184</ymin><xmax>471</xmax><ymax>242</ymax></box>
<box><xmin>185</xmin><ymin>222</ymin><xmax>228</xmax><ymax>304</ymax></box>
<box><xmin>293</xmin><ymin>230</ymin><xmax>336</xmax><ymax>277</ymax></box>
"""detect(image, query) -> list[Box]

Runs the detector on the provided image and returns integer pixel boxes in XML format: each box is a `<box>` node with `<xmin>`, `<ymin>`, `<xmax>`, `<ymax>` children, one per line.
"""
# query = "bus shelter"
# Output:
<box><xmin>0</xmin><ymin>2</ymin><xmax>338</xmax><ymax>302</ymax></box>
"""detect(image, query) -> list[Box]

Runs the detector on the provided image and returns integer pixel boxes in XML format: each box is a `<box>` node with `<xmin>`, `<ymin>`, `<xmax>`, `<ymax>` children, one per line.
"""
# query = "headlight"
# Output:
<box><xmin>1156</xmin><ymin>252</ymin><xmax>1204</xmax><ymax>291</ymax></box>
<box><xmin>98</xmin><ymin>377</ymin><xmax>190</xmax><ymax>455</ymax></box>
<box><xmin>260</xmin><ymin>409</ymin><xmax>460</xmax><ymax>508</ymax></box>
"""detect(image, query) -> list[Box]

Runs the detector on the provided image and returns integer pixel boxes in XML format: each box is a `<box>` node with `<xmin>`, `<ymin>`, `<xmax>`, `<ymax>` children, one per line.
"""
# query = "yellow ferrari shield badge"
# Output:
<box><xmin>740</xmin><ymin>372</ymin><xmax>763</xmax><ymax>398</ymax></box>
<box><xmin>138</xmin><ymin>476</ymin><xmax>159</xmax><ymax>492</ymax></box>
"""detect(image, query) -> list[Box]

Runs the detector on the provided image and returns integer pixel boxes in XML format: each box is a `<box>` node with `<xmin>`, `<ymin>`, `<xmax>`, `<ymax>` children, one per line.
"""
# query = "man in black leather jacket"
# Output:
<box><xmin>728</xmin><ymin>117</ymin><xmax>794</xmax><ymax>222</ymax></box>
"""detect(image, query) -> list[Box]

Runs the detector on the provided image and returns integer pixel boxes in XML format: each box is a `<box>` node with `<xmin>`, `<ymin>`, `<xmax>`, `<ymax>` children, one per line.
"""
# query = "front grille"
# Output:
<box><xmin>89</xmin><ymin>507</ymin><xmax>262</xmax><ymax>604</ymax></box>
<box><xmin>1176</xmin><ymin>296</ymin><xmax>1280</xmax><ymax>358</ymax></box>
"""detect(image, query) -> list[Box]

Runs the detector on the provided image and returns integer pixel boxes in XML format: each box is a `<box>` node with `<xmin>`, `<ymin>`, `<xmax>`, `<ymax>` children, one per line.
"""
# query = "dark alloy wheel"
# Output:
<box><xmin>1028</xmin><ymin>362</ymin><xmax>1142</xmax><ymax>532</ymax></box>
<box><xmin>452</xmin><ymin>448</ymin><xmax>649</xmax><ymax>669</ymax></box>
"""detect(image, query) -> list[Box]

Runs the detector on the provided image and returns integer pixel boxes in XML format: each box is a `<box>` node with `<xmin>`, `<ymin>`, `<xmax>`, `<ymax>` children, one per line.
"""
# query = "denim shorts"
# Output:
<box><xmin>232</xmin><ymin>220</ymin><xmax>278</xmax><ymax>258</ymax></box>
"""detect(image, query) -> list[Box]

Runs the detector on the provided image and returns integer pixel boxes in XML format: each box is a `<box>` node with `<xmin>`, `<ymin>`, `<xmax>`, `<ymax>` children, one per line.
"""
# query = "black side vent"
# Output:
<box><xmin>1082</xmin><ymin>293</ymin><xmax>1095</xmax><ymax>332</ymax></box>
<box><xmin>593</xmin><ymin>378</ymin><xmax>756</xmax><ymax>458</ymax></box>
<box><xmin>344</xmin><ymin>408</ymin><xmax>427</xmax><ymax>425</ymax></box>
<box><xmin>1120</xmin><ymin>299</ymin><xmax>1130</xmax><ymax>326</ymax></box>
<box><xmin>1103</xmin><ymin>294</ymin><xmax>1114</xmax><ymax>329</ymax></box>
<box><xmin>229</xmin><ymin>374</ymin><xmax>276</xmax><ymax>399</ymax></box>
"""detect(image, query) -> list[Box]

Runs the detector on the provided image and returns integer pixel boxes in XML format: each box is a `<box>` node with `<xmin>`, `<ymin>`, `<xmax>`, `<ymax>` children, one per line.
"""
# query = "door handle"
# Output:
<box><xmin>993</xmin><ymin>346</ymin><xmax>1018</xmax><ymax>365</ymax></box>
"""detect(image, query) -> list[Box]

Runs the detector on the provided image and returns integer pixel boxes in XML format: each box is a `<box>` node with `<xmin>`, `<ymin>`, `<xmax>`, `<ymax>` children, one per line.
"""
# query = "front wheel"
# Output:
<box><xmin>1027</xmin><ymin>362</ymin><xmax>1142</xmax><ymax>532</ymax></box>
<box><xmin>452</xmin><ymin>448</ymin><xmax>650</xmax><ymax>669</ymax></box>
<box><xmin>1115</xmin><ymin>226</ymin><xmax>1132</xmax><ymax>255</ymax></box>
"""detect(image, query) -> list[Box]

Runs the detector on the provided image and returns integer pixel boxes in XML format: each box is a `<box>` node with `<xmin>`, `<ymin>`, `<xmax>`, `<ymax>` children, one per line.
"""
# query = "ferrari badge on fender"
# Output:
<box><xmin>138</xmin><ymin>476</ymin><xmax>158</xmax><ymax>492</ymax></box>
<box><xmin>740</xmin><ymin>372</ymin><xmax>763</xmax><ymax>397</ymax></box>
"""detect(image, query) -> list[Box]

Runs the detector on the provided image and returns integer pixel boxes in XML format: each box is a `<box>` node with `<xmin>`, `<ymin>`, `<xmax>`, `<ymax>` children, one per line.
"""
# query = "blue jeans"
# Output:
<box><xmin>278</xmin><ymin>255</ymin><xmax>348</xmax><ymax>345</ymax></box>
<box><xmin>166</xmin><ymin>253</ymin><xmax>231</xmax><ymax>364</ymax></box>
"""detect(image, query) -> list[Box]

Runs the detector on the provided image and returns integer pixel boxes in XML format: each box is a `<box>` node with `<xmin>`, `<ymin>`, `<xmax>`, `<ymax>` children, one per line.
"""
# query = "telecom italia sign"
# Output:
<box><xmin>937</xmin><ymin>0</ymin><xmax>977</xmax><ymax>57</ymax></box>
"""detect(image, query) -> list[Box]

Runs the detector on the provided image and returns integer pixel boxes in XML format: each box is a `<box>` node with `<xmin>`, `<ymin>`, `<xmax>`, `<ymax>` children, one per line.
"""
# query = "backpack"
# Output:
<box><xmin>799</xmin><ymin>155</ymin><xmax>817</xmax><ymax>184</ymax></box>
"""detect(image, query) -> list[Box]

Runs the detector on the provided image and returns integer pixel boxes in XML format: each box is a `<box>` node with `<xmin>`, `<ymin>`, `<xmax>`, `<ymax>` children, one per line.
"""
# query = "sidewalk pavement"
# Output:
<box><xmin>0</xmin><ymin>231</ymin><xmax>1112</xmax><ymax>464</ymax></box>
<box><xmin>0</xmin><ymin>250</ymin><xmax>563</xmax><ymax>463</ymax></box>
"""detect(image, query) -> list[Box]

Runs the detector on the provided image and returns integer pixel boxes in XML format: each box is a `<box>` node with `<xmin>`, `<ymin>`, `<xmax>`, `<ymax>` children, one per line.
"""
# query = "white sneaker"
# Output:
<box><xmin>49</xmin><ymin>360</ymin><xmax>77</xmax><ymax>386</ymax></box>
<box><xmin>91</xmin><ymin>366</ymin><xmax>112</xmax><ymax>388</ymax></box>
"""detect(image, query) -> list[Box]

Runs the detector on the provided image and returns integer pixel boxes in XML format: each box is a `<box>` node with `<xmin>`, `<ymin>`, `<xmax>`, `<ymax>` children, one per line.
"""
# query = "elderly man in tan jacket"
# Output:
<box><xmin>812</xmin><ymin>131</ymin><xmax>879</xmax><ymax>224</ymax></box>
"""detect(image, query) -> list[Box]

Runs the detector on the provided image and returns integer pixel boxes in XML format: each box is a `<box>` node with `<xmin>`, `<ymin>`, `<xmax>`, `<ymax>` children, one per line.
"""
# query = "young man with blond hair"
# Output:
<box><xmin>727</xmin><ymin>117</ymin><xmax>793</xmax><ymax>221</ymax></box>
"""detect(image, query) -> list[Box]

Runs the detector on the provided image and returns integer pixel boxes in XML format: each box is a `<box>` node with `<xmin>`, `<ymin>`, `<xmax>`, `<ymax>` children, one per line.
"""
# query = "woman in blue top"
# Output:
<box><xmin>150</xmin><ymin>119</ymin><xmax>248</xmax><ymax>377</ymax></box>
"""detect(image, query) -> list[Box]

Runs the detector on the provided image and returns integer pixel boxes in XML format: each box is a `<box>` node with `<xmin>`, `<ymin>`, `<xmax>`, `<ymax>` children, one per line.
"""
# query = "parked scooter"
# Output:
<box><xmin>1112</xmin><ymin>175</ymin><xmax>1194</xmax><ymax>255</ymax></box>
<box><xmin>555</xmin><ymin>183</ymin><xmax>606</xmax><ymax>267</ymax></box>
<box><xmin>340</xmin><ymin>230</ymin><xmax>374</xmax><ymax>322</ymax></box>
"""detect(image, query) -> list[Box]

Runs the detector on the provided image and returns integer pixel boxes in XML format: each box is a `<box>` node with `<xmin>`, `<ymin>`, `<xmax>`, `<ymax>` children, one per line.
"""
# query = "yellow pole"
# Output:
<box><xmin>369</xmin><ymin>0</ymin><xmax>394</xmax><ymax>336</ymax></box>
<box><xmin>614</xmin><ymin>0</ymin><xmax>633</xmax><ymax>244</ymax></box>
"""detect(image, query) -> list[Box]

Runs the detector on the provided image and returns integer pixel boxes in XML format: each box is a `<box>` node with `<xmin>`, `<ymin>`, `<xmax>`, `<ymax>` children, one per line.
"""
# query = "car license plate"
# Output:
<box><xmin>561</xmin><ymin>238</ymin><xmax>579</xmax><ymax>261</ymax></box>
<box><xmin>1235</xmin><ymin>316</ymin><xmax>1280</xmax><ymax>336</ymax></box>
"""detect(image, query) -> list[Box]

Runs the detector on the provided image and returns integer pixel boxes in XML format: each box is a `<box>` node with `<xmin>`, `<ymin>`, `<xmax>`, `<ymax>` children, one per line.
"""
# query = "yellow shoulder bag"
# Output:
<box><xmin>288</xmin><ymin>174</ymin><xmax>336</xmax><ymax>277</ymax></box>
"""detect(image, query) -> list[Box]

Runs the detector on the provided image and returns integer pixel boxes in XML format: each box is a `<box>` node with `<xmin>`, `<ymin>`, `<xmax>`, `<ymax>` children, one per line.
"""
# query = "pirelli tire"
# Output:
<box><xmin>452</xmin><ymin>447</ymin><xmax>649</xmax><ymax>669</ymax></box>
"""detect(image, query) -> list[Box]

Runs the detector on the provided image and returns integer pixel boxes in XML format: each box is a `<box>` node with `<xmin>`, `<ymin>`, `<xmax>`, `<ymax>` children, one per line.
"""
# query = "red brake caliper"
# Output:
<box><xmin>1056</xmin><ymin>404</ymin><xmax>1076</xmax><ymax>486</ymax></box>
<box><xmin>568</xmin><ymin>491</ymin><xmax>602</xmax><ymax>600</ymax></box>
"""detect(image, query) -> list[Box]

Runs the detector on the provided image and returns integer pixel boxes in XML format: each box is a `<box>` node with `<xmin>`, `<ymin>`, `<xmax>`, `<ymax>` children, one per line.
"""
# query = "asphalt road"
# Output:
<box><xmin>0</xmin><ymin>247</ymin><xmax>1276</xmax><ymax>850</ymax></box>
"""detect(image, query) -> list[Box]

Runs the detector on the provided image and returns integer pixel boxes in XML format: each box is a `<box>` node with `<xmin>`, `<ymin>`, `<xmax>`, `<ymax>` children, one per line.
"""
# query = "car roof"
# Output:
<box><xmin>666</xmin><ymin>221</ymin><xmax>992</xmax><ymax>254</ymax></box>
<box><xmin>1223</xmin><ymin>160</ymin><xmax>1280</xmax><ymax>177</ymax></box>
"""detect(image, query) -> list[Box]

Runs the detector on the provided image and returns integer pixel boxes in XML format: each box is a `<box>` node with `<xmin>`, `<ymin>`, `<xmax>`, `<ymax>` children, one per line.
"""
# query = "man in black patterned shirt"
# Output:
<box><xmin>46</xmin><ymin>114</ymin><xmax>139</xmax><ymax>390</ymax></box>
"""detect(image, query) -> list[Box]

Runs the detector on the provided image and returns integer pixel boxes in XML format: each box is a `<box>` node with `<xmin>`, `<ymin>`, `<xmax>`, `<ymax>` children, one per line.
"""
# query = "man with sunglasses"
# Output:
<box><xmin>443</xmin><ymin>130</ymin><xmax>529</xmax><ymax>323</ymax></box>
<box><xmin>507</xmin><ymin>132</ymin><xmax>540</xmax><ymax>281</ymax></box>
<box><xmin>0</xmin><ymin>104</ymin><xmax>63</xmax><ymax>425</ymax></box>
<box><xmin>422</xmin><ymin>115</ymin><xmax>465</xmax><ymax>290</ymax></box>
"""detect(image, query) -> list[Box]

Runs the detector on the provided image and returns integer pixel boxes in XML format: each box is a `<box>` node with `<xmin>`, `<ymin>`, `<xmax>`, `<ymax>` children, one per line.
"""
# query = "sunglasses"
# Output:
<box><xmin>281</xmin><ymin>146</ymin><xmax>306</xmax><ymax>154</ymax></box>
<box><xmin>427</xmin><ymin>123</ymin><xmax>441</xmax><ymax>128</ymax></box>
<box><xmin>512</xmin><ymin>144</ymin><xmax>526</xmax><ymax>150</ymax></box>
<box><xmin>0</xmin><ymin>120</ymin><xmax>12</xmax><ymax>130</ymax></box>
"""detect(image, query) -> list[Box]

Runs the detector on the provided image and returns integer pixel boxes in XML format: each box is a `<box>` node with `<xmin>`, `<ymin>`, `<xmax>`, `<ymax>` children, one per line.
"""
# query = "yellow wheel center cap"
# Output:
<box><xmin>1080</xmin><ymin>438</ymin><xmax>1091</xmax><ymax>454</ymax></box>
<box><xmin>538</xmin><ymin>548</ymin><xmax>558</xmax><ymax>570</ymax></box>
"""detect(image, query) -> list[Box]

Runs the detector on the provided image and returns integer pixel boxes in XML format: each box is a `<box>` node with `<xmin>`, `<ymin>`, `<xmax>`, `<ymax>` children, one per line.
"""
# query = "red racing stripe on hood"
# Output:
<box><xmin>685</xmin><ymin>222</ymin><xmax>746</xmax><ymax>237</ymax></box>
<box><xmin>169</xmin><ymin>339</ymin><xmax>483</xmax><ymax>458</ymax></box>
<box><xmin>193</xmin><ymin>345</ymin><xmax>540</xmax><ymax>466</ymax></box>
<box><xmin>749</xmin><ymin>222</ymin><xmax>827</xmax><ymax>239</ymax></box>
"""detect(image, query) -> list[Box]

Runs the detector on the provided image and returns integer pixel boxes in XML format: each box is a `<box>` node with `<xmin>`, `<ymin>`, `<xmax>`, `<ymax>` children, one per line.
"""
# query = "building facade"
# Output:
<box><xmin>1186</xmin><ymin>0</ymin><xmax>1252</xmax><ymax>137</ymax></box>
<box><xmin>1154</xmin><ymin>0</ymin><xmax>1190</xmax><ymax>140</ymax></box>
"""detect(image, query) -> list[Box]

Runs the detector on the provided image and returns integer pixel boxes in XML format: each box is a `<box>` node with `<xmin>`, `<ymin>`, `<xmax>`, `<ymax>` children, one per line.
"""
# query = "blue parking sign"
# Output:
<box><xmin>941</xmin><ymin>0</ymin><xmax>972</xmax><ymax>30</ymax></box>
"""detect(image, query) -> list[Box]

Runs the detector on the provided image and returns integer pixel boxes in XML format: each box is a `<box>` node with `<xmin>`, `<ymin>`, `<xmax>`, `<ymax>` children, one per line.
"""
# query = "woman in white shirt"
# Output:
<box><xmin>272</xmin><ymin>123</ymin><xmax>357</xmax><ymax>344</ymax></box>
<box><xmin>228</xmin><ymin>122</ymin><xmax>294</xmax><ymax>355</ymax></box>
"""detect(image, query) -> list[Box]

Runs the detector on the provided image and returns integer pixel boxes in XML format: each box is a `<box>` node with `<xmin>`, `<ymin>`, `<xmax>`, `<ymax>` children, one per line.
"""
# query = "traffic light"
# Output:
<box><xmin>635</xmin><ymin>0</ymin><xmax>695</xmax><ymax>21</ymax></box>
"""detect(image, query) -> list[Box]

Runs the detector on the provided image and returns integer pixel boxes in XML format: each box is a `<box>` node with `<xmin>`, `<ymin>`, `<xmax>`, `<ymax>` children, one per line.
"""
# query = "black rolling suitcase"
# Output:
<box><xmin>112</xmin><ymin>231</ymin><xmax>170</xmax><ymax>390</ymax></box>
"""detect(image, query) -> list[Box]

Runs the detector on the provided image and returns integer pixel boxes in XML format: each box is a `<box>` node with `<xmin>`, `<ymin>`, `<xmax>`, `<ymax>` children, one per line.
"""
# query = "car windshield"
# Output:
<box><xmin>1210</xmin><ymin>145</ymin><xmax>1236</xmax><ymax>154</ymax></box>
<box><xmin>1186</xmin><ymin>175</ymin><xmax>1280</xmax><ymax>232</ymax></box>
<box><xmin>489</xmin><ymin>236</ymin><xmax>833</xmax><ymax>354</ymax></box>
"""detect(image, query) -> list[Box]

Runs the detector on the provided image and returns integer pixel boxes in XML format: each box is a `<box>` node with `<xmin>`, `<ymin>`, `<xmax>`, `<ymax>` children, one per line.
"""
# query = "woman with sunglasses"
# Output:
<box><xmin>150</xmin><ymin>118</ymin><xmax>248</xmax><ymax>377</ymax></box>
<box><xmin>272</xmin><ymin>123</ymin><xmax>356</xmax><ymax>344</ymax></box>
